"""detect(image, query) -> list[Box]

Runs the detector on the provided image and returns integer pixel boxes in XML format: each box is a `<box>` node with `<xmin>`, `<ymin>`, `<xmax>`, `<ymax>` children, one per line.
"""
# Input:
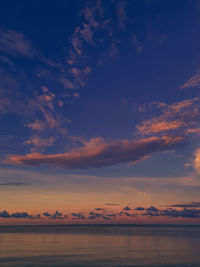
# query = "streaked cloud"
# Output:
<box><xmin>180</xmin><ymin>73</ymin><xmax>200</xmax><ymax>89</ymax></box>
<box><xmin>167</xmin><ymin>202</ymin><xmax>200</xmax><ymax>208</ymax></box>
<box><xmin>7</xmin><ymin>135</ymin><xmax>184</xmax><ymax>168</ymax></box>
<box><xmin>0</xmin><ymin>182</ymin><xmax>28</xmax><ymax>186</ymax></box>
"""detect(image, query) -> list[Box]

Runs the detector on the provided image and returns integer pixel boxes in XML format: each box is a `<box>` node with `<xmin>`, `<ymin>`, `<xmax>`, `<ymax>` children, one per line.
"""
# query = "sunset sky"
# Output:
<box><xmin>0</xmin><ymin>0</ymin><xmax>200</xmax><ymax>224</ymax></box>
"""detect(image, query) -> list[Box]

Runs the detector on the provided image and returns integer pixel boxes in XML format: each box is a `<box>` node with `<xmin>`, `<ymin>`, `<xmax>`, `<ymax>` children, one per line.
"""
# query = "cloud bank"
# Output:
<box><xmin>1</xmin><ymin>203</ymin><xmax>200</xmax><ymax>221</ymax></box>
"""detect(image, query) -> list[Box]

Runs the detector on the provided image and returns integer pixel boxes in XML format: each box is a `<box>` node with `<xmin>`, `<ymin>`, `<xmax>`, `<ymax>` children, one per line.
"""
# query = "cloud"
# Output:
<box><xmin>160</xmin><ymin>208</ymin><xmax>200</xmax><ymax>218</ymax></box>
<box><xmin>80</xmin><ymin>23</ymin><xmax>93</xmax><ymax>43</ymax></box>
<box><xmin>145</xmin><ymin>206</ymin><xmax>159</xmax><ymax>216</ymax></box>
<box><xmin>116</xmin><ymin>0</ymin><xmax>128</xmax><ymax>29</ymax></box>
<box><xmin>72</xmin><ymin>212</ymin><xmax>86</xmax><ymax>219</ymax></box>
<box><xmin>141</xmin><ymin>206</ymin><xmax>200</xmax><ymax>218</ymax></box>
<box><xmin>7</xmin><ymin>135</ymin><xmax>184</xmax><ymax>169</ymax></box>
<box><xmin>11</xmin><ymin>212</ymin><xmax>32</xmax><ymax>219</ymax></box>
<box><xmin>60</xmin><ymin>78</ymin><xmax>75</xmax><ymax>89</ymax></box>
<box><xmin>193</xmin><ymin>149</ymin><xmax>200</xmax><ymax>174</ymax></box>
<box><xmin>123</xmin><ymin>206</ymin><xmax>131</xmax><ymax>211</ymax></box>
<box><xmin>24</xmin><ymin>135</ymin><xmax>55</xmax><ymax>151</ymax></box>
<box><xmin>186</xmin><ymin>128</ymin><xmax>200</xmax><ymax>135</ymax></box>
<box><xmin>95</xmin><ymin>208</ymin><xmax>106</xmax><ymax>211</ymax></box>
<box><xmin>180</xmin><ymin>73</ymin><xmax>200</xmax><ymax>89</ymax></box>
<box><xmin>68</xmin><ymin>66</ymin><xmax>91</xmax><ymax>89</ymax></box>
<box><xmin>23</xmin><ymin>91</ymin><xmax>68</xmax><ymax>151</ymax></box>
<box><xmin>88</xmin><ymin>211</ymin><xmax>102</xmax><ymax>220</ymax></box>
<box><xmin>81</xmin><ymin>1</ymin><xmax>103</xmax><ymax>28</ymax></box>
<box><xmin>1</xmin><ymin>204</ymin><xmax>200</xmax><ymax>221</ymax></box>
<box><xmin>0</xmin><ymin>45</ymin><xmax>69</xmax><ymax>153</ymax></box>
<box><xmin>132</xmin><ymin>35</ymin><xmax>143</xmax><ymax>54</ymax></box>
<box><xmin>118</xmin><ymin>211</ymin><xmax>135</xmax><ymax>217</ymax></box>
<box><xmin>135</xmin><ymin>207</ymin><xmax>145</xmax><ymax>211</ymax></box>
<box><xmin>0</xmin><ymin>210</ymin><xmax>10</xmax><ymax>218</ymax></box>
<box><xmin>43</xmin><ymin>212</ymin><xmax>51</xmax><ymax>217</ymax></box>
<box><xmin>0</xmin><ymin>210</ymin><xmax>35</xmax><ymax>219</ymax></box>
<box><xmin>168</xmin><ymin>202</ymin><xmax>200</xmax><ymax>208</ymax></box>
<box><xmin>137</xmin><ymin>97</ymin><xmax>200</xmax><ymax>135</ymax></box>
<box><xmin>51</xmin><ymin>210</ymin><xmax>64</xmax><ymax>220</ymax></box>
<box><xmin>42</xmin><ymin>211</ymin><xmax>64</xmax><ymax>219</ymax></box>
<box><xmin>66</xmin><ymin>1</ymin><xmax>104</xmax><ymax>65</ymax></box>
<box><xmin>26</xmin><ymin>120</ymin><xmax>46</xmax><ymax>132</ymax></box>
<box><xmin>87</xmin><ymin>210</ymin><xmax>116</xmax><ymax>220</ymax></box>
<box><xmin>0</xmin><ymin>210</ymin><xmax>66</xmax><ymax>220</ymax></box>
<box><xmin>0</xmin><ymin>182</ymin><xmax>28</xmax><ymax>186</ymax></box>
<box><xmin>0</xmin><ymin>29</ymin><xmax>34</xmax><ymax>58</ymax></box>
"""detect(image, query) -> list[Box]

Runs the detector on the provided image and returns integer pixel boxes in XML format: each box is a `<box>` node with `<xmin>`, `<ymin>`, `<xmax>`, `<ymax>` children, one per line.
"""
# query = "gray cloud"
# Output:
<box><xmin>135</xmin><ymin>206</ymin><xmax>145</xmax><ymax>211</ymax></box>
<box><xmin>167</xmin><ymin>202</ymin><xmax>200</xmax><ymax>208</ymax></box>
<box><xmin>72</xmin><ymin>212</ymin><xmax>86</xmax><ymax>219</ymax></box>
<box><xmin>141</xmin><ymin>206</ymin><xmax>200</xmax><ymax>218</ymax></box>
<box><xmin>123</xmin><ymin>206</ymin><xmax>131</xmax><ymax>211</ymax></box>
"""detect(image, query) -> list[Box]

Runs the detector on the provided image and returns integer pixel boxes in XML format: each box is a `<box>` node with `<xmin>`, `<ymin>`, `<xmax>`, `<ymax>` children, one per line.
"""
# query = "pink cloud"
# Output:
<box><xmin>180</xmin><ymin>73</ymin><xmax>200</xmax><ymax>89</ymax></box>
<box><xmin>24</xmin><ymin>135</ymin><xmax>55</xmax><ymax>151</ymax></box>
<box><xmin>137</xmin><ymin>120</ymin><xmax>184</xmax><ymax>135</ymax></box>
<box><xmin>7</xmin><ymin>135</ymin><xmax>184</xmax><ymax>168</ymax></box>
<box><xmin>137</xmin><ymin>97</ymin><xmax>200</xmax><ymax>135</ymax></box>
<box><xmin>26</xmin><ymin>120</ymin><xmax>46</xmax><ymax>131</ymax></box>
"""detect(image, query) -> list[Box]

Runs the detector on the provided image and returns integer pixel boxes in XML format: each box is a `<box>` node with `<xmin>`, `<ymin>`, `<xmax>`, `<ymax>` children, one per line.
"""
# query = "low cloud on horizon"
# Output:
<box><xmin>1</xmin><ymin>202</ymin><xmax>200</xmax><ymax>221</ymax></box>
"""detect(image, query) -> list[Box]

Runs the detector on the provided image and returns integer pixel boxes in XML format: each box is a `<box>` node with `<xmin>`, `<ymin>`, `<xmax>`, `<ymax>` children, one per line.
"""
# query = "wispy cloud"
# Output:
<box><xmin>0</xmin><ymin>29</ymin><xmax>35</xmax><ymax>58</ymax></box>
<box><xmin>116</xmin><ymin>0</ymin><xmax>128</xmax><ymax>30</ymax></box>
<box><xmin>180</xmin><ymin>73</ymin><xmax>200</xmax><ymax>89</ymax></box>
<box><xmin>0</xmin><ymin>182</ymin><xmax>28</xmax><ymax>186</ymax></box>
<box><xmin>0</xmin><ymin>1</ymin><xmax>135</xmax><ymax>156</ymax></box>
<box><xmin>7</xmin><ymin>135</ymin><xmax>184</xmax><ymax>168</ymax></box>
<box><xmin>132</xmin><ymin>34</ymin><xmax>143</xmax><ymax>54</ymax></box>
<box><xmin>137</xmin><ymin>97</ymin><xmax>200</xmax><ymax>135</ymax></box>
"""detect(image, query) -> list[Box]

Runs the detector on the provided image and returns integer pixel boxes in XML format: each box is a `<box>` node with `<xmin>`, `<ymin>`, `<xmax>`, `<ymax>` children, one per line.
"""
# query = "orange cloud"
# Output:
<box><xmin>137</xmin><ymin>97</ymin><xmax>200</xmax><ymax>135</ymax></box>
<box><xmin>194</xmin><ymin>149</ymin><xmax>200</xmax><ymax>174</ymax></box>
<box><xmin>7</xmin><ymin>135</ymin><xmax>184</xmax><ymax>168</ymax></box>
<box><xmin>24</xmin><ymin>135</ymin><xmax>55</xmax><ymax>151</ymax></box>
<box><xmin>186</xmin><ymin>128</ymin><xmax>200</xmax><ymax>135</ymax></box>
<box><xmin>137</xmin><ymin>120</ymin><xmax>184</xmax><ymax>135</ymax></box>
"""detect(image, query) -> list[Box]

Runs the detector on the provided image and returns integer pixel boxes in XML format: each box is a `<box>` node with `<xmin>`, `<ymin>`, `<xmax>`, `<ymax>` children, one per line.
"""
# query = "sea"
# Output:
<box><xmin>0</xmin><ymin>225</ymin><xmax>200</xmax><ymax>267</ymax></box>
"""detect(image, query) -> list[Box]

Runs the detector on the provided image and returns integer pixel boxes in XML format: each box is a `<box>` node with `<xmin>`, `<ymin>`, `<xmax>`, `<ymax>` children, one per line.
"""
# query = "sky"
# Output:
<box><xmin>0</xmin><ymin>0</ymin><xmax>200</xmax><ymax>224</ymax></box>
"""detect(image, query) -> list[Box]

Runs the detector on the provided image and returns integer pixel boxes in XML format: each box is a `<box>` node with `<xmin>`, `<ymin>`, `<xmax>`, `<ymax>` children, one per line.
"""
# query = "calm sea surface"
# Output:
<box><xmin>0</xmin><ymin>225</ymin><xmax>200</xmax><ymax>267</ymax></box>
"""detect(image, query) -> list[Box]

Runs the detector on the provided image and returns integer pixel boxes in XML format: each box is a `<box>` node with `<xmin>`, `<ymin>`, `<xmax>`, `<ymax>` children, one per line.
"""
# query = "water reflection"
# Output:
<box><xmin>0</xmin><ymin>225</ymin><xmax>200</xmax><ymax>266</ymax></box>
